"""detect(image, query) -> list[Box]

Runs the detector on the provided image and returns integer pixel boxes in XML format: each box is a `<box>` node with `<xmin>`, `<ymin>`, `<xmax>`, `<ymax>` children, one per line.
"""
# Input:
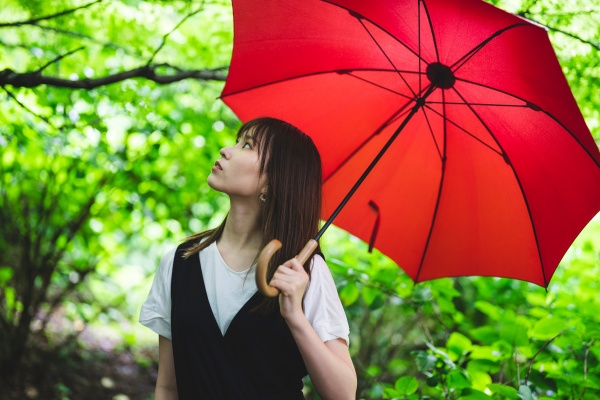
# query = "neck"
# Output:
<box><xmin>219</xmin><ymin>198</ymin><xmax>263</xmax><ymax>252</ymax></box>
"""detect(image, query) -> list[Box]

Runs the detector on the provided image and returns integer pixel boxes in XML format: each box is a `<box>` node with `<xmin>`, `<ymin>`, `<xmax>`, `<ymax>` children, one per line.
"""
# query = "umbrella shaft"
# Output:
<box><xmin>316</xmin><ymin>87</ymin><xmax>436</xmax><ymax>241</ymax></box>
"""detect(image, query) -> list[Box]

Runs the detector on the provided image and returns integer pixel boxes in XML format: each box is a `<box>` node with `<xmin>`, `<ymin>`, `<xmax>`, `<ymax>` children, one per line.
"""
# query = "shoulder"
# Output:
<box><xmin>149</xmin><ymin>247</ymin><xmax>176</xmax><ymax>285</ymax></box>
<box><xmin>309</xmin><ymin>253</ymin><xmax>334</xmax><ymax>284</ymax></box>
<box><xmin>304</xmin><ymin>254</ymin><xmax>350</xmax><ymax>345</ymax></box>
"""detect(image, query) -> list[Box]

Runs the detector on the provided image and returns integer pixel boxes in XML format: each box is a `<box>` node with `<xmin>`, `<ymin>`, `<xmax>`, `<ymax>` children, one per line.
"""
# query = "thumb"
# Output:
<box><xmin>285</xmin><ymin>258</ymin><xmax>303</xmax><ymax>272</ymax></box>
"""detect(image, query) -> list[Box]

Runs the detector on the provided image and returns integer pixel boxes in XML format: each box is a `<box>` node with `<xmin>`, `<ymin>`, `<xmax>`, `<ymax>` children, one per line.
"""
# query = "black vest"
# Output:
<box><xmin>171</xmin><ymin>240</ymin><xmax>307</xmax><ymax>399</ymax></box>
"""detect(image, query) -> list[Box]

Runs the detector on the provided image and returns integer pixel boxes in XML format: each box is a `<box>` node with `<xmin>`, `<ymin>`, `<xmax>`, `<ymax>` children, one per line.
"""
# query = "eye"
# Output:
<box><xmin>242</xmin><ymin>142</ymin><xmax>252</xmax><ymax>149</ymax></box>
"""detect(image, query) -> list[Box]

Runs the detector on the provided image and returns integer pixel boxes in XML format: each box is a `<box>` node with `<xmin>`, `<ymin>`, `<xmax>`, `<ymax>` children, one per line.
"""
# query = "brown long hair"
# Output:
<box><xmin>184</xmin><ymin>117</ymin><xmax>323</xmax><ymax>312</ymax></box>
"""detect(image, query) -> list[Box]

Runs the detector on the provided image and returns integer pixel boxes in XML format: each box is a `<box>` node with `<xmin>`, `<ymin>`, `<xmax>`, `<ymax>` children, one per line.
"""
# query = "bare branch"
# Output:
<box><xmin>30</xmin><ymin>25</ymin><xmax>141</xmax><ymax>55</ymax></box>
<box><xmin>524</xmin><ymin>330</ymin><xmax>564</xmax><ymax>384</ymax></box>
<box><xmin>37</xmin><ymin>47</ymin><xmax>85</xmax><ymax>73</ymax></box>
<box><xmin>0</xmin><ymin>65</ymin><xmax>227</xmax><ymax>90</ymax></box>
<box><xmin>1</xmin><ymin>86</ymin><xmax>56</xmax><ymax>128</ymax></box>
<box><xmin>147</xmin><ymin>4</ymin><xmax>205</xmax><ymax>66</ymax></box>
<box><xmin>544</xmin><ymin>24</ymin><xmax>600</xmax><ymax>51</ymax></box>
<box><xmin>0</xmin><ymin>0</ymin><xmax>104</xmax><ymax>28</ymax></box>
<box><xmin>41</xmin><ymin>265</ymin><xmax>95</xmax><ymax>332</ymax></box>
<box><xmin>579</xmin><ymin>339</ymin><xmax>596</xmax><ymax>400</ymax></box>
<box><xmin>519</xmin><ymin>13</ymin><xmax>600</xmax><ymax>51</ymax></box>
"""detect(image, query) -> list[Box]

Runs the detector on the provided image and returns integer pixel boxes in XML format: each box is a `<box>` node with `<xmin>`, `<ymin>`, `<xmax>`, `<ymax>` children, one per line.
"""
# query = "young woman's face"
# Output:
<box><xmin>207</xmin><ymin>129</ymin><xmax>268</xmax><ymax>201</ymax></box>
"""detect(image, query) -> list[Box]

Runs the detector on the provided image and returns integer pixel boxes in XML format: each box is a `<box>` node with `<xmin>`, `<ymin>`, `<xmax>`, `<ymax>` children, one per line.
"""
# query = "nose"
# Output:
<box><xmin>220</xmin><ymin>146</ymin><xmax>231</xmax><ymax>159</ymax></box>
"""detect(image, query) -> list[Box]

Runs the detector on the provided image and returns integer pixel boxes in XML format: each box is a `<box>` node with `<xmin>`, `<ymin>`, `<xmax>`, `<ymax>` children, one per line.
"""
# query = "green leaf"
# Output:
<box><xmin>0</xmin><ymin>266</ymin><xmax>14</xmax><ymax>285</ymax></box>
<box><xmin>470</xmin><ymin>326</ymin><xmax>499</xmax><ymax>344</ymax></box>
<box><xmin>458</xmin><ymin>388</ymin><xmax>493</xmax><ymax>399</ymax></box>
<box><xmin>382</xmin><ymin>387</ymin><xmax>399</xmax><ymax>399</ymax></box>
<box><xmin>531</xmin><ymin>316</ymin><xmax>565</xmax><ymax>340</ymax></box>
<box><xmin>362</xmin><ymin>287</ymin><xmax>385</xmax><ymax>310</ymax></box>
<box><xmin>339</xmin><ymin>281</ymin><xmax>360</xmax><ymax>306</ymax></box>
<box><xmin>500</xmin><ymin>321</ymin><xmax>529</xmax><ymax>346</ymax></box>
<box><xmin>475</xmin><ymin>301</ymin><xmax>502</xmax><ymax>320</ymax></box>
<box><xmin>414</xmin><ymin>351</ymin><xmax>438</xmax><ymax>372</ymax></box>
<box><xmin>394</xmin><ymin>376</ymin><xmax>419</xmax><ymax>395</ymax></box>
<box><xmin>426</xmin><ymin>376</ymin><xmax>439</xmax><ymax>387</ymax></box>
<box><xmin>468</xmin><ymin>370</ymin><xmax>491</xmax><ymax>391</ymax></box>
<box><xmin>467</xmin><ymin>359</ymin><xmax>500</xmax><ymax>374</ymax></box>
<box><xmin>469</xmin><ymin>345</ymin><xmax>503</xmax><ymax>361</ymax></box>
<box><xmin>447</xmin><ymin>332</ymin><xmax>473</xmax><ymax>356</ymax></box>
<box><xmin>517</xmin><ymin>385</ymin><xmax>533</xmax><ymax>400</ymax></box>
<box><xmin>4</xmin><ymin>287</ymin><xmax>15</xmax><ymax>309</ymax></box>
<box><xmin>488</xmin><ymin>383</ymin><xmax>519</xmax><ymax>399</ymax></box>
<box><xmin>448</xmin><ymin>370</ymin><xmax>471</xmax><ymax>390</ymax></box>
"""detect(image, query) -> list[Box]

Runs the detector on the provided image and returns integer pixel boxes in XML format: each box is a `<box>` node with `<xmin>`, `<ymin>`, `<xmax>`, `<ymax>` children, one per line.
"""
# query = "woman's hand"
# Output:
<box><xmin>269</xmin><ymin>258</ymin><xmax>308</xmax><ymax>323</ymax></box>
<box><xmin>270</xmin><ymin>258</ymin><xmax>357</xmax><ymax>399</ymax></box>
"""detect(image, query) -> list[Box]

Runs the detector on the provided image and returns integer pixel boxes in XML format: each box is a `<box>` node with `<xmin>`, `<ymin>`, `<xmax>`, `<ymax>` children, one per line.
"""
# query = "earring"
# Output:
<box><xmin>259</xmin><ymin>192</ymin><xmax>267</xmax><ymax>204</ymax></box>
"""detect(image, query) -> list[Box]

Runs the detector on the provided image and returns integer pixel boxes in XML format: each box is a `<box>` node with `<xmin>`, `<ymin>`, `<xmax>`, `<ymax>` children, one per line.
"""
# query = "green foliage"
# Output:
<box><xmin>325</xmin><ymin>217</ymin><xmax>600</xmax><ymax>399</ymax></box>
<box><xmin>0</xmin><ymin>0</ymin><xmax>237</xmax><ymax>375</ymax></box>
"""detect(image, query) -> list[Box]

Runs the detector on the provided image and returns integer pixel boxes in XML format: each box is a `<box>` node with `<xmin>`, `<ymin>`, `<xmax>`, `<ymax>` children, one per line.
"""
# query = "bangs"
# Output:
<box><xmin>237</xmin><ymin>119</ymin><xmax>274</xmax><ymax>171</ymax></box>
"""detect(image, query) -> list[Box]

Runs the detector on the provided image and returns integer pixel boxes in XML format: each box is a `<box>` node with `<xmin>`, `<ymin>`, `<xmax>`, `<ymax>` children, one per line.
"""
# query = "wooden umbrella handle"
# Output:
<box><xmin>256</xmin><ymin>239</ymin><xmax>319</xmax><ymax>297</ymax></box>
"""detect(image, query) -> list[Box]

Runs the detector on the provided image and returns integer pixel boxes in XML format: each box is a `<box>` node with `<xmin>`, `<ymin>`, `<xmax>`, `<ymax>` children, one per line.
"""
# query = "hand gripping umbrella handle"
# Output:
<box><xmin>256</xmin><ymin>239</ymin><xmax>319</xmax><ymax>297</ymax></box>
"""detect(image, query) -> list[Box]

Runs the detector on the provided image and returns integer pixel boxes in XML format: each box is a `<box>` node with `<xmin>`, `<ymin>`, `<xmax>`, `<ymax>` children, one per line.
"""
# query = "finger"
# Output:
<box><xmin>269</xmin><ymin>278</ymin><xmax>296</xmax><ymax>295</ymax></box>
<box><xmin>284</xmin><ymin>258</ymin><xmax>305</xmax><ymax>272</ymax></box>
<box><xmin>273</xmin><ymin>266</ymin><xmax>296</xmax><ymax>278</ymax></box>
<box><xmin>272</xmin><ymin>271</ymin><xmax>303</xmax><ymax>287</ymax></box>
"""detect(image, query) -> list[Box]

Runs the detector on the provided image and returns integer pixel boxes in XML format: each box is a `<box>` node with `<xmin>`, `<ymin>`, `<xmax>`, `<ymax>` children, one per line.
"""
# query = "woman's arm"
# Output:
<box><xmin>271</xmin><ymin>259</ymin><xmax>357</xmax><ymax>400</ymax></box>
<box><xmin>155</xmin><ymin>335</ymin><xmax>179</xmax><ymax>400</ymax></box>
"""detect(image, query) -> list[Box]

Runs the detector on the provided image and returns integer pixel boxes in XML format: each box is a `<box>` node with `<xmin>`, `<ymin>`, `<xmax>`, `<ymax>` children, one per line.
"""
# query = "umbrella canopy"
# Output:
<box><xmin>221</xmin><ymin>0</ymin><xmax>600</xmax><ymax>288</ymax></box>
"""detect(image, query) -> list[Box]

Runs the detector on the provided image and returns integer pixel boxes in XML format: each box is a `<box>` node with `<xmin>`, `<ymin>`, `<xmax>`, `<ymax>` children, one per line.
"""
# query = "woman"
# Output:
<box><xmin>140</xmin><ymin>117</ymin><xmax>356</xmax><ymax>399</ymax></box>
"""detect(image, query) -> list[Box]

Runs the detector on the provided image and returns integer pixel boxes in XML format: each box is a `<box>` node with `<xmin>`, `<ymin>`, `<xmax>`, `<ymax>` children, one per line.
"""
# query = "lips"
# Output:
<box><xmin>214</xmin><ymin>161</ymin><xmax>223</xmax><ymax>171</ymax></box>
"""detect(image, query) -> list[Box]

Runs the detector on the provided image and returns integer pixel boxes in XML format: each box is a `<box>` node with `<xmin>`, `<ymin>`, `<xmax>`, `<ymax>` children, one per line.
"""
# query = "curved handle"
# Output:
<box><xmin>256</xmin><ymin>239</ymin><xmax>282</xmax><ymax>297</ymax></box>
<box><xmin>256</xmin><ymin>239</ymin><xmax>319</xmax><ymax>297</ymax></box>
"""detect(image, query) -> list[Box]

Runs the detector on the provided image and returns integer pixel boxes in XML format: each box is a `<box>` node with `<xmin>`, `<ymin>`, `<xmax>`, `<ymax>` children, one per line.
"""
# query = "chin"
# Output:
<box><xmin>206</xmin><ymin>175</ymin><xmax>218</xmax><ymax>190</ymax></box>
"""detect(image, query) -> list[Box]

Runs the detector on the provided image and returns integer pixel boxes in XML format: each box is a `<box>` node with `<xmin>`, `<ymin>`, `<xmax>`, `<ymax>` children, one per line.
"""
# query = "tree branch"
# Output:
<box><xmin>519</xmin><ymin>13</ymin><xmax>600</xmax><ymax>51</ymax></box>
<box><xmin>41</xmin><ymin>265</ymin><xmax>95</xmax><ymax>332</ymax></box>
<box><xmin>0</xmin><ymin>0</ymin><xmax>104</xmax><ymax>28</ymax></box>
<box><xmin>147</xmin><ymin>4</ymin><xmax>205</xmax><ymax>66</ymax></box>
<box><xmin>1</xmin><ymin>86</ymin><xmax>56</xmax><ymax>128</ymax></box>
<box><xmin>37</xmin><ymin>47</ymin><xmax>85</xmax><ymax>73</ymax></box>
<box><xmin>579</xmin><ymin>339</ymin><xmax>596</xmax><ymax>400</ymax></box>
<box><xmin>29</xmin><ymin>25</ymin><xmax>141</xmax><ymax>55</ymax></box>
<box><xmin>544</xmin><ymin>24</ymin><xmax>600</xmax><ymax>51</ymax></box>
<box><xmin>0</xmin><ymin>65</ymin><xmax>227</xmax><ymax>89</ymax></box>
<box><xmin>524</xmin><ymin>331</ymin><xmax>564</xmax><ymax>384</ymax></box>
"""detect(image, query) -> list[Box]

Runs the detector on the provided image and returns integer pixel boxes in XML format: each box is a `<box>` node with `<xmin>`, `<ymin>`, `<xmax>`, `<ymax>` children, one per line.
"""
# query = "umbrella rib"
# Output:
<box><xmin>421</xmin><ymin>106</ymin><xmax>443</xmax><ymax>160</ymax></box>
<box><xmin>322</xmin><ymin>83</ymin><xmax>435</xmax><ymax>183</ymax></box>
<box><xmin>427</xmin><ymin>101</ymin><xmax>531</xmax><ymax>108</ymax></box>
<box><xmin>321</xmin><ymin>1</ymin><xmax>423</xmax><ymax>60</ymax></box>
<box><xmin>418</xmin><ymin>0</ymin><xmax>422</xmax><ymax>92</ymax></box>
<box><xmin>318</xmin><ymin>85</ymin><xmax>438</xmax><ymax>240</ymax></box>
<box><xmin>414</xmin><ymin>89</ymin><xmax>447</xmax><ymax>283</ymax></box>
<box><xmin>320</xmin><ymin>0</ymin><xmax>428</xmax><ymax>78</ymax></box>
<box><xmin>420</xmin><ymin>0</ymin><xmax>440</xmax><ymax>62</ymax></box>
<box><xmin>323</xmin><ymin>105</ymin><xmax>414</xmax><ymax>183</ymax></box>
<box><xmin>455</xmin><ymin>77</ymin><xmax>600</xmax><ymax>169</ymax></box>
<box><xmin>451</xmin><ymin>23</ymin><xmax>531</xmax><ymax>73</ymax></box>
<box><xmin>422</xmin><ymin>104</ymin><xmax>504</xmax><ymax>157</ymax></box>
<box><xmin>347</xmin><ymin>72</ymin><xmax>415</xmax><ymax>100</ymax></box>
<box><xmin>220</xmin><ymin>68</ymin><xmax>420</xmax><ymax>98</ymax></box>
<box><xmin>356</xmin><ymin>17</ymin><xmax>417</xmax><ymax>98</ymax></box>
<box><xmin>451</xmin><ymin>86</ymin><xmax>549</xmax><ymax>286</ymax></box>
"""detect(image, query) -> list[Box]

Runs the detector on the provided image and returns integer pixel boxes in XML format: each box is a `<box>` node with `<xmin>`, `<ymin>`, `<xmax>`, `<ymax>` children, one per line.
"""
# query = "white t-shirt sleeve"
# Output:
<box><xmin>139</xmin><ymin>248</ymin><xmax>176</xmax><ymax>340</ymax></box>
<box><xmin>303</xmin><ymin>255</ymin><xmax>350</xmax><ymax>346</ymax></box>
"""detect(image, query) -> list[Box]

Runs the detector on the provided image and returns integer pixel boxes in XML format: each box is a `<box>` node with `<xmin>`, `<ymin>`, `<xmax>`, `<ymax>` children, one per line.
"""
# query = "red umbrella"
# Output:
<box><xmin>220</xmin><ymin>0</ymin><xmax>600</xmax><ymax>295</ymax></box>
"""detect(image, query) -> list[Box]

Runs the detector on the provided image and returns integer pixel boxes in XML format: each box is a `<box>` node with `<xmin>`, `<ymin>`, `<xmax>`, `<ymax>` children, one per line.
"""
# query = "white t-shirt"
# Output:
<box><xmin>140</xmin><ymin>241</ymin><xmax>350</xmax><ymax>345</ymax></box>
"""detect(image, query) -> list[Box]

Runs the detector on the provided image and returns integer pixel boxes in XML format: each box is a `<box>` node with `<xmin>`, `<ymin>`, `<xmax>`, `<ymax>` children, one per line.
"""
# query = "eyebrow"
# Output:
<box><xmin>241</xmin><ymin>132</ymin><xmax>255</xmax><ymax>142</ymax></box>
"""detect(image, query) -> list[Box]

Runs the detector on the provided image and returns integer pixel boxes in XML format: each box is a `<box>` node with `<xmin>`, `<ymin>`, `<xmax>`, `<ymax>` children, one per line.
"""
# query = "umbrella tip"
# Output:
<box><xmin>427</xmin><ymin>62</ymin><xmax>455</xmax><ymax>89</ymax></box>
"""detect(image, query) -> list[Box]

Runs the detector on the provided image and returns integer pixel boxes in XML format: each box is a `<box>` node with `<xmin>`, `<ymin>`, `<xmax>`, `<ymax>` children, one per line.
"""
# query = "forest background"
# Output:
<box><xmin>0</xmin><ymin>0</ymin><xmax>599</xmax><ymax>399</ymax></box>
